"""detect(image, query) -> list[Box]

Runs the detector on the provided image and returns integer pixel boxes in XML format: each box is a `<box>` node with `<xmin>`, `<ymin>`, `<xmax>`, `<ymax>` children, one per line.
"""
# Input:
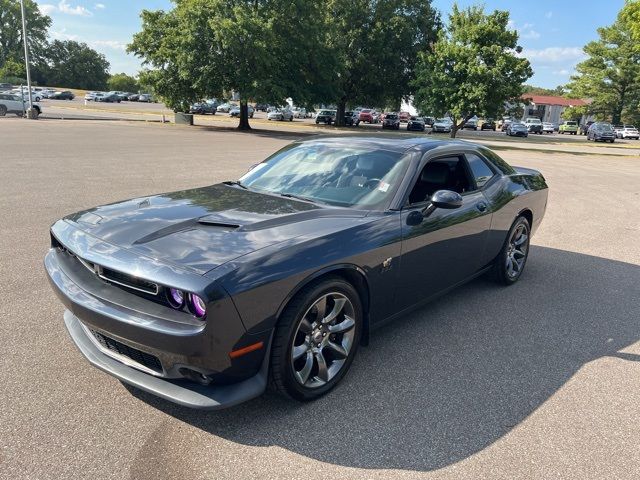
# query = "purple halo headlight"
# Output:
<box><xmin>189</xmin><ymin>293</ymin><xmax>207</xmax><ymax>318</ymax></box>
<box><xmin>167</xmin><ymin>288</ymin><xmax>184</xmax><ymax>309</ymax></box>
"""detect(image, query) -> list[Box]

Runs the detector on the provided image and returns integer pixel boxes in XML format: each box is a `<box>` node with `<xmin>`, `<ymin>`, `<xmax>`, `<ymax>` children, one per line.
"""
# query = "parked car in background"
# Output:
<box><xmin>382</xmin><ymin>113</ymin><xmax>400</xmax><ymax>130</ymax></box>
<box><xmin>292</xmin><ymin>107</ymin><xmax>307</xmax><ymax>118</ymax></box>
<box><xmin>254</xmin><ymin>103</ymin><xmax>269</xmax><ymax>112</ymax></box>
<box><xmin>558</xmin><ymin>121</ymin><xmax>578</xmax><ymax>135</ymax></box>
<box><xmin>128</xmin><ymin>93</ymin><xmax>140</xmax><ymax>101</ymax></box>
<box><xmin>463</xmin><ymin>118</ymin><xmax>478</xmax><ymax>130</ymax></box>
<box><xmin>542</xmin><ymin>122</ymin><xmax>555</xmax><ymax>134</ymax></box>
<box><xmin>579</xmin><ymin>121</ymin><xmax>594</xmax><ymax>135</ymax></box>
<box><xmin>480</xmin><ymin>119</ymin><xmax>496</xmax><ymax>131</ymax></box>
<box><xmin>407</xmin><ymin>116</ymin><xmax>426</xmax><ymax>132</ymax></box>
<box><xmin>40</xmin><ymin>89</ymin><xmax>56</xmax><ymax>99</ymax></box>
<box><xmin>138</xmin><ymin>93</ymin><xmax>153</xmax><ymax>102</ymax></box>
<box><xmin>0</xmin><ymin>92</ymin><xmax>42</xmax><ymax>117</ymax></box>
<box><xmin>499</xmin><ymin>117</ymin><xmax>513</xmax><ymax>131</ymax></box>
<box><xmin>371</xmin><ymin>111</ymin><xmax>381</xmax><ymax>123</ymax></box>
<box><xmin>432</xmin><ymin>117</ymin><xmax>453</xmax><ymax>133</ymax></box>
<box><xmin>52</xmin><ymin>90</ymin><xmax>75</xmax><ymax>100</ymax></box>
<box><xmin>399</xmin><ymin>111</ymin><xmax>410</xmax><ymax>123</ymax></box>
<box><xmin>616</xmin><ymin>125</ymin><xmax>639</xmax><ymax>139</ymax></box>
<box><xmin>344</xmin><ymin>111</ymin><xmax>360</xmax><ymax>126</ymax></box>
<box><xmin>423</xmin><ymin>116</ymin><xmax>435</xmax><ymax>127</ymax></box>
<box><xmin>359</xmin><ymin>109</ymin><xmax>375</xmax><ymax>124</ymax></box>
<box><xmin>217</xmin><ymin>103</ymin><xmax>233</xmax><ymax>113</ymax></box>
<box><xmin>107</xmin><ymin>91</ymin><xmax>128</xmax><ymax>101</ymax></box>
<box><xmin>506</xmin><ymin>122</ymin><xmax>528</xmax><ymax>137</ymax></box>
<box><xmin>315</xmin><ymin>109</ymin><xmax>336</xmax><ymax>125</ymax></box>
<box><xmin>0</xmin><ymin>82</ymin><xmax>12</xmax><ymax>91</ymax></box>
<box><xmin>587</xmin><ymin>122</ymin><xmax>616</xmax><ymax>143</ymax></box>
<box><xmin>612</xmin><ymin>125</ymin><xmax>624</xmax><ymax>137</ymax></box>
<box><xmin>230</xmin><ymin>105</ymin><xmax>254</xmax><ymax>118</ymax></box>
<box><xmin>524</xmin><ymin>118</ymin><xmax>543</xmax><ymax>134</ymax></box>
<box><xmin>95</xmin><ymin>93</ymin><xmax>122</xmax><ymax>103</ymax></box>
<box><xmin>190</xmin><ymin>101</ymin><xmax>218</xmax><ymax>115</ymax></box>
<box><xmin>267</xmin><ymin>108</ymin><xmax>293</xmax><ymax>121</ymax></box>
<box><xmin>84</xmin><ymin>91</ymin><xmax>100</xmax><ymax>101</ymax></box>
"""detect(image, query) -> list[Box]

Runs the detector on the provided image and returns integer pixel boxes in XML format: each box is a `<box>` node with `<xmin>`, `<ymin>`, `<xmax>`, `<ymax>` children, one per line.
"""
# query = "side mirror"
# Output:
<box><xmin>429</xmin><ymin>190</ymin><xmax>463</xmax><ymax>209</ymax></box>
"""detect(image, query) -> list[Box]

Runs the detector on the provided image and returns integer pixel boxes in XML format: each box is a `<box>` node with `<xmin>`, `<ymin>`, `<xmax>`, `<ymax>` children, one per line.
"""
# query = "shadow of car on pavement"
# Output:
<box><xmin>126</xmin><ymin>245</ymin><xmax>640</xmax><ymax>472</ymax></box>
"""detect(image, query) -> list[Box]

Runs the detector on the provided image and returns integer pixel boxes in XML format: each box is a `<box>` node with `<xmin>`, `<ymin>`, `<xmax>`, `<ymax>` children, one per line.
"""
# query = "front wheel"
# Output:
<box><xmin>0</xmin><ymin>105</ymin><xmax>6</xmax><ymax>116</ymax></box>
<box><xmin>493</xmin><ymin>216</ymin><xmax>531</xmax><ymax>285</ymax></box>
<box><xmin>270</xmin><ymin>277</ymin><xmax>362</xmax><ymax>401</ymax></box>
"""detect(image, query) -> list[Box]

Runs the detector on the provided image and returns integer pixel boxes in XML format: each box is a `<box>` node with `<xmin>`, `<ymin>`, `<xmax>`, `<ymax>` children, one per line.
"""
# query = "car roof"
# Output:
<box><xmin>293</xmin><ymin>135</ymin><xmax>475</xmax><ymax>154</ymax></box>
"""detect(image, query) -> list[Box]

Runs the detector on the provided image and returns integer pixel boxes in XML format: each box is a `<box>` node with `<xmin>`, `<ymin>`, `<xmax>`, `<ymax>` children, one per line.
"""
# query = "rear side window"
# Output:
<box><xmin>466</xmin><ymin>153</ymin><xmax>496</xmax><ymax>188</ymax></box>
<box><xmin>481</xmin><ymin>149</ymin><xmax>515</xmax><ymax>175</ymax></box>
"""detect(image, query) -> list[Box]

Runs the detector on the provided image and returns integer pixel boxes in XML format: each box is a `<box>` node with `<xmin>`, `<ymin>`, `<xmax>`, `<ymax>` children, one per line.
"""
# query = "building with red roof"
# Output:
<box><xmin>520</xmin><ymin>94</ymin><xmax>589</xmax><ymax>125</ymax></box>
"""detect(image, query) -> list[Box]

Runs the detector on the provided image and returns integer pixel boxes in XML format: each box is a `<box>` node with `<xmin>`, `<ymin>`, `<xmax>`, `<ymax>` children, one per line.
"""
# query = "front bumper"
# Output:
<box><xmin>63</xmin><ymin>310</ymin><xmax>270</xmax><ymax>409</ymax></box>
<box><xmin>45</xmin><ymin>221</ymin><xmax>272</xmax><ymax>409</ymax></box>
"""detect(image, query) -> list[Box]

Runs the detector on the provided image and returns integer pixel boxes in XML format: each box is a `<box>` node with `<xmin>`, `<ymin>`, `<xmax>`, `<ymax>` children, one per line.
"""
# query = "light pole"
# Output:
<box><xmin>19</xmin><ymin>0</ymin><xmax>36</xmax><ymax>119</ymax></box>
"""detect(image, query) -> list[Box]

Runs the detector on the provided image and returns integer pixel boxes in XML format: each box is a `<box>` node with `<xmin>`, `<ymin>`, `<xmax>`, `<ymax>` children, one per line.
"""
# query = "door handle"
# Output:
<box><xmin>476</xmin><ymin>202</ymin><xmax>487</xmax><ymax>212</ymax></box>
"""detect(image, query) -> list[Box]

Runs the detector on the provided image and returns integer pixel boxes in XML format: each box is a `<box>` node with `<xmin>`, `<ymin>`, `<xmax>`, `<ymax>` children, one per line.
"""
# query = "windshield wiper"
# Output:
<box><xmin>223</xmin><ymin>180</ymin><xmax>247</xmax><ymax>190</ymax></box>
<box><xmin>279</xmin><ymin>192</ymin><xmax>320</xmax><ymax>204</ymax></box>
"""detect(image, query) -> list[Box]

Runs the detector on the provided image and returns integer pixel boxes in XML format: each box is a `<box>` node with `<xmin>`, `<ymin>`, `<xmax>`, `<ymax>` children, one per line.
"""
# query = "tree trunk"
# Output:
<box><xmin>237</xmin><ymin>99</ymin><xmax>251</xmax><ymax>130</ymax></box>
<box><xmin>450</xmin><ymin>115</ymin><xmax>471</xmax><ymax>138</ymax></box>
<box><xmin>335</xmin><ymin>99</ymin><xmax>346</xmax><ymax>127</ymax></box>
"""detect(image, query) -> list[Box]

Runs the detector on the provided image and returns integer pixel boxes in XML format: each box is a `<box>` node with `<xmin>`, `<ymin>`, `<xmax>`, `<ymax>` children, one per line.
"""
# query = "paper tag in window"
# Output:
<box><xmin>378</xmin><ymin>182</ymin><xmax>390</xmax><ymax>192</ymax></box>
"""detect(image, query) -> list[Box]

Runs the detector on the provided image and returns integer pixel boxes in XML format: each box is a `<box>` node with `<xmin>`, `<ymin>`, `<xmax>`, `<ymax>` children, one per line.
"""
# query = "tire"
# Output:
<box><xmin>0</xmin><ymin>105</ymin><xmax>6</xmax><ymax>116</ymax></box>
<box><xmin>270</xmin><ymin>276</ymin><xmax>363</xmax><ymax>401</ymax></box>
<box><xmin>493</xmin><ymin>216</ymin><xmax>531</xmax><ymax>285</ymax></box>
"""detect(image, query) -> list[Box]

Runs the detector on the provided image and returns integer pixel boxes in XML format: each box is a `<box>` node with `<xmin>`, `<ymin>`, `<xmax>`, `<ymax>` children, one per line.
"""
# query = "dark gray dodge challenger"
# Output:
<box><xmin>45</xmin><ymin>136</ymin><xmax>548</xmax><ymax>409</ymax></box>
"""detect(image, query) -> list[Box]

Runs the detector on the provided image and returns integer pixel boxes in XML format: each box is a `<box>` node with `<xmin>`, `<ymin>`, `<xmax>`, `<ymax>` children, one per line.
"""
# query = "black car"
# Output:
<box><xmin>315</xmin><ymin>109</ymin><xmax>336</xmax><ymax>125</ymax></box>
<box><xmin>344</xmin><ymin>111</ymin><xmax>360</xmax><ymax>126</ymax></box>
<box><xmin>128</xmin><ymin>94</ymin><xmax>140</xmax><ymax>101</ymax></box>
<box><xmin>45</xmin><ymin>136</ymin><xmax>547</xmax><ymax>410</ymax></box>
<box><xmin>95</xmin><ymin>93</ymin><xmax>121</xmax><ymax>103</ymax></box>
<box><xmin>506</xmin><ymin>122</ymin><xmax>528</xmax><ymax>137</ymax></box>
<box><xmin>481</xmin><ymin>119</ymin><xmax>496</xmax><ymax>131</ymax></box>
<box><xmin>579</xmin><ymin>121</ymin><xmax>594</xmax><ymax>135</ymax></box>
<box><xmin>382</xmin><ymin>113</ymin><xmax>400</xmax><ymax>130</ymax></box>
<box><xmin>407</xmin><ymin>117</ymin><xmax>426</xmax><ymax>132</ymax></box>
<box><xmin>52</xmin><ymin>90</ymin><xmax>75</xmax><ymax>100</ymax></box>
<box><xmin>255</xmin><ymin>104</ymin><xmax>269</xmax><ymax>112</ymax></box>
<box><xmin>190</xmin><ymin>101</ymin><xmax>218</xmax><ymax>115</ymax></box>
<box><xmin>587</xmin><ymin>122</ymin><xmax>616</xmax><ymax>143</ymax></box>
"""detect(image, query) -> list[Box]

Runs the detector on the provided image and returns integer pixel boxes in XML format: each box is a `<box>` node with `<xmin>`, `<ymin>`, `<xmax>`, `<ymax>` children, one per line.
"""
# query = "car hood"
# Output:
<box><xmin>64</xmin><ymin>184</ymin><xmax>367</xmax><ymax>275</ymax></box>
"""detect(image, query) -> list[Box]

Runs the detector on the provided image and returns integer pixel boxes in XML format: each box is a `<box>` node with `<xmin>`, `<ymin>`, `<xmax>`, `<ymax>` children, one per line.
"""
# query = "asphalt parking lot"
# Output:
<box><xmin>1</xmin><ymin>119</ymin><xmax>639</xmax><ymax>480</ymax></box>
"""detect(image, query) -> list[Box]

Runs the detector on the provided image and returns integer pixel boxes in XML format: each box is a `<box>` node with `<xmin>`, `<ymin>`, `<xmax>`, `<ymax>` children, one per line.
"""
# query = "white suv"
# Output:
<box><xmin>617</xmin><ymin>125</ymin><xmax>639</xmax><ymax>139</ymax></box>
<box><xmin>0</xmin><ymin>93</ymin><xmax>42</xmax><ymax>117</ymax></box>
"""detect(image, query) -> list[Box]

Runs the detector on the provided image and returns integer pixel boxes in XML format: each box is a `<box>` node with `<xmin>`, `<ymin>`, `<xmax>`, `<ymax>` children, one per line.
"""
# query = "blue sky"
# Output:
<box><xmin>36</xmin><ymin>0</ymin><xmax>625</xmax><ymax>88</ymax></box>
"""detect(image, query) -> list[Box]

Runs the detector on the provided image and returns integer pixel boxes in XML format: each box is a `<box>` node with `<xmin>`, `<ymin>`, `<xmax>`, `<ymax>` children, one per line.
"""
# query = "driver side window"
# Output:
<box><xmin>408</xmin><ymin>156</ymin><xmax>472</xmax><ymax>205</ymax></box>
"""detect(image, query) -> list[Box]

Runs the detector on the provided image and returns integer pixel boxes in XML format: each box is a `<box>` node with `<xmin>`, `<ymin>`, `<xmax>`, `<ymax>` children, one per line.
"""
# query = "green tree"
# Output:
<box><xmin>566</xmin><ymin>10</ymin><xmax>640</xmax><ymax>124</ymax></box>
<box><xmin>0</xmin><ymin>0</ymin><xmax>51</xmax><ymax>67</ymax></box>
<box><xmin>42</xmin><ymin>40</ymin><xmax>110</xmax><ymax>89</ymax></box>
<box><xmin>0</xmin><ymin>58</ymin><xmax>25</xmax><ymax>83</ymax></box>
<box><xmin>412</xmin><ymin>5</ymin><xmax>532</xmax><ymax>138</ymax></box>
<box><xmin>129</xmin><ymin>0</ymin><xmax>327</xmax><ymax>129</ymax></box>
<box><xmin>108</xmin><ymin>73</ymin><xmax>139</xmax><ymax>92</ymax></box>
<box><xmin>621</xmin><ymin>0</ymin><xmax>640</xmax><ymax>41</ymax></box>
<box><xmin>325</xmin><ymin>0</ymin><xmax>440</xmax><ymax>126</ymax></box>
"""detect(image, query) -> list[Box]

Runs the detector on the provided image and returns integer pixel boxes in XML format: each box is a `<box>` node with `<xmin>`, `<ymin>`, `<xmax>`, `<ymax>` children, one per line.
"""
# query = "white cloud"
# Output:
<box><xmin>545</xmin><ymin>11</ymin><xmax>553</xmax><ymax>19</ymax></box>
<box><xmin>91</xmin><ymin>40</ymin><xmax>127</xmax><ymax>51</ymax></box>
<box><xmin>50</xmin><ymin>28</ymin><xmax>79</xmax><ymax>41</ymax></box>
<box><xmin>95</xmin><ymin>3</ymin><xmax>105</xmax><ymax>9</ymax></box>
<box><xmin>508</xmin><ymin>21</ymin><xmax>541</xmax><ymax>41</ymax></box>
<box><xmin>553</xmin><ymin>69</ymin><xmax>570</xmax><ymax>76</ymax></box>
<box><xmin>57</xmin><ymin>1</ymin><xmax>93</xmax><ymax>17</ymax></box>
<box><xmin>38</xmin><ymin>4</ymin><xmax>56</xmax><ymax>15</ymax></box>
<box><xmin>521</xmin><ymin>47</ymin><xmax>586</xmax><ymax>64</ymax></box>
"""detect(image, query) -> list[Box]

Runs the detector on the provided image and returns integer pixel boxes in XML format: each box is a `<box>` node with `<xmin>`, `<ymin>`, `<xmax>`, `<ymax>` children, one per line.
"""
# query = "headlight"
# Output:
<box><xmin>167</xmin><ymin>288</ymin><xmax>185</xmax><ymax>308</ymax></box>
<box><xmin>189</xmin><ymin>293</ymin><xmax>207</xmax><ymax>318</ymax></box>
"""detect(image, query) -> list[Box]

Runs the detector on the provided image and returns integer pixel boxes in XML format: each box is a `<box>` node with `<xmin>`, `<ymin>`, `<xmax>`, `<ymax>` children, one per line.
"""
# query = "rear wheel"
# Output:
<box><xmin>493</xmin><ymin>216</ymin><xmax>531</xmax><ymax>285</ymax></box>
<box><xmin>270</xmin><ymin>277</ymin><xmax>362</xmax><ymax>401</ymax></box>
<box><xmin>0</xmin><ymin>105</ymin><xmax>6</xmax><ymax>116</ymax></box>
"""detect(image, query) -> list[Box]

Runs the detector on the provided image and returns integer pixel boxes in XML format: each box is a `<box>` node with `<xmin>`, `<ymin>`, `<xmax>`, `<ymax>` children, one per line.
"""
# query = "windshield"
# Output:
<box><xmin>386</xmin><ymin>114</ymin><xmax>398</xmax><ymax>120</ymax></box>
<box><xmin>436</xmin><ymin>118</ymin><xmax>451</xmax><ymax>123</ymax></box>
<box><xmin>239</xmin><ymin>143</ymin><xmax>411</xmax><ymax>209</ymax></box>
<box><xmin>599</xmin><ymin>124</ymin><xmax>613</xmax><ymax>131</ymax></box>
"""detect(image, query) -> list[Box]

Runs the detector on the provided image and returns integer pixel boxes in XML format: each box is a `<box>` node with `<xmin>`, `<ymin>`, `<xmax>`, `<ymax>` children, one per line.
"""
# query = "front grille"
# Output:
<box><xmin>90</xmin><ymin>329</ymin><xmax>163</xmax><ymax>373</ymax></box>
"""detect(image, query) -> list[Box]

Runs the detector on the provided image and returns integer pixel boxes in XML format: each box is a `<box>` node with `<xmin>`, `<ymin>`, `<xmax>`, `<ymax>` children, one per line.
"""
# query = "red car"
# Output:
<box><xmin>358</xmin><ymin>109</ymin><xmax>374</xmax><ymax>123</ymax></box>
<box><xmin>399</xmin><ymin>111</ymin><xmax>410</xmax><ymax>123</ymax></box>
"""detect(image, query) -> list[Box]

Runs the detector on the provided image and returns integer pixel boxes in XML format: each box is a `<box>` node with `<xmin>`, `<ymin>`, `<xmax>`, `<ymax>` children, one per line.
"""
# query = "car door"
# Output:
<box><xmin>396</xmin><ymin>153</ymin><xmax>493</xmax><ymax>309</ymax></box>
